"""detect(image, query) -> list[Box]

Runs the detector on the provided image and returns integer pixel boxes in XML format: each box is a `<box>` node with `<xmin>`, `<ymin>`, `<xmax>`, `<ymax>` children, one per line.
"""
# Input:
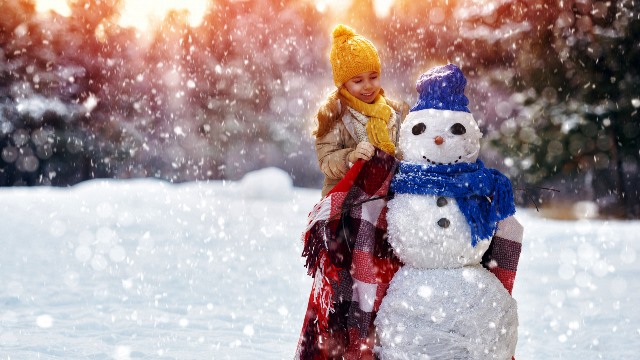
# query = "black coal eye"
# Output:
<box><xmin>450</xmin><ymin>123</ymin><xmax>466</xmax><ymax>135</ymax></box>
<box><xmin>412</xmin><ymin>123</ymin><xmax>426</xmax><ymax>135</ymax></box>
<box><xmin>437</xmin><ymin>218</ymin><xmax>450</xmax><ymax>228</ymax></box>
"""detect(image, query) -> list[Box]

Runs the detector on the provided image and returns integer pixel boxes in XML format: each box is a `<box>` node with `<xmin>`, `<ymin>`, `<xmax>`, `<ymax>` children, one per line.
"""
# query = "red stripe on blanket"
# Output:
<box><xmin>373</xmin><ymin>281</ymin><xmax>391</xmax><ymax>312</ymax></box>
<box><xmin>327</xmin><ymin>159</ymin><xmax>366</xmax><ymax>196</ymax></box>
<box><xmin>352</xmin><ymin>249</ymin><xmax>377</xmax><ymax>283</ymax></box>
<box><xmin>489</xmin><ymin>267</ymin><xmax>517</xmax><ymax>295</ymax></box>
<box><xmin>344</xmin><ymin>327</ymin><xmax>374</xmax><ymax>360</ymax></box>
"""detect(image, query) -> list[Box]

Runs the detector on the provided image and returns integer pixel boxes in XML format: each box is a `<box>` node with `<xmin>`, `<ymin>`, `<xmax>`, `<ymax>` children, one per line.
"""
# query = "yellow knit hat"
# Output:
<box><xmin>329</xmin><ymin>24</ymin><xmax>381</xmax><ymax>87</ymax></box>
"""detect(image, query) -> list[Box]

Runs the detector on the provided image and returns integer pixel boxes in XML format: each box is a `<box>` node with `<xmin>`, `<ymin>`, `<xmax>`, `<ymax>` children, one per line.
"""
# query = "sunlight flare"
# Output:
<box><xmin>312</xmin><ymin>0</ymin><xmax>396</xmax><ymax>17</ymax></box>
<box><xmin>33</xmin><ymin>0</ymin><xmax>208</xmax><ymax>30</ymax></box>
<box><xmin>34</xmin><ymin>0</ymin><xmax>71</xmax><ymax>17</ymax></box>
<box><xmin>118</xmin><ymin>0</ymin><xmax>208</xmax><ymax>30</ymax></box>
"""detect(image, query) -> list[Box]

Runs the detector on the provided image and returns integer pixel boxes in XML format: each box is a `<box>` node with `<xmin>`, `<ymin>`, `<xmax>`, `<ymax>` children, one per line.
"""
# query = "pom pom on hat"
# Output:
<box><xmin>411</xmin><ymin>64</ymin><xmax>470</xmax><ymax>113</ymax></box>
<box><xmin>332</xmin><ymin>24</ymin><xmax>356</xmax><ymax>39</ymax></box>
<box><xmin>329</xmin><ymin>24</ymin><xmax>381</xmax><ymax>87</ymax></box>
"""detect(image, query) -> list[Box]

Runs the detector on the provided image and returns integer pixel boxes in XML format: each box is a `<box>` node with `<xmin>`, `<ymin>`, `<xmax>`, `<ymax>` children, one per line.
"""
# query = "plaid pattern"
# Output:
<box><xmin>482</xmin><ymin>235</ymin><xmax>523</xmax><ymax>295</ymax></box>
<box><xmin>296</xmin><ymin>150</ymin><xmax>522</xmax><ymax>359</ymax></box>
<box><xmin>296</xmin><ymin>149</ymin><xmax>400</xmax><ymax>360</ymax></box>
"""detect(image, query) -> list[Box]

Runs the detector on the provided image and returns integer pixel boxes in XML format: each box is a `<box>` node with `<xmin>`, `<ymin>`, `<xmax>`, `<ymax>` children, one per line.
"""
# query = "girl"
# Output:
<box><xmin>314</xmin><ymin>24</ymin><xmax>409</xmax><ymax>197</ymax></box>
<box><xmin>296</xmin><ymin>24</ymin><xmax>409</xmax><ymax>360</ymax></box>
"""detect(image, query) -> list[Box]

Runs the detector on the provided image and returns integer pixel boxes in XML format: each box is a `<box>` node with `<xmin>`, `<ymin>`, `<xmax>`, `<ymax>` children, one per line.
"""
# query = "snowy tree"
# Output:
<box><xmin>349</xmin><ymin>0</ymin><xmax>639</xmax><ymax>218</ymax></box>
<box><xmin>1</xmin><ymin>0</ymin><xmax>329</xmax><ymax>187</ymax></box>
<box><xmin>195</xmin><ymin>0</ymin><xmax>327</xmax><ymax>185</ymax></box>
<box><xmin>0</xmin><ymin>1</ymin><xmax>96</xmax><ymax>185</ymax></box>
<box><xmin>481</xmin><ymin>0</ymin><xmax>640</xmax><ymax>218</ymax></box>
<box><xmin>3</xmin><ymin>0</ymin><xmax>637</xmax><ymax>218</ymax></box>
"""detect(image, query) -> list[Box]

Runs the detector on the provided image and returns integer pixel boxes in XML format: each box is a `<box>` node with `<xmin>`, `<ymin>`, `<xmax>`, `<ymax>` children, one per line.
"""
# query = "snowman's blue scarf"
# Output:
<box><xmin>391</xmin><ymin>159</ymin><xmax>515</xmax><ymax>246</ymax></box>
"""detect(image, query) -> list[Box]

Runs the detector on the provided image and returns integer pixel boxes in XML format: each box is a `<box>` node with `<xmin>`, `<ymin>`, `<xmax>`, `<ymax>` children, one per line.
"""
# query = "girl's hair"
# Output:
<box><xmin>313</xmin><ymin>88</ymin><xmax>346</xmax><ymax>138</ymax></box>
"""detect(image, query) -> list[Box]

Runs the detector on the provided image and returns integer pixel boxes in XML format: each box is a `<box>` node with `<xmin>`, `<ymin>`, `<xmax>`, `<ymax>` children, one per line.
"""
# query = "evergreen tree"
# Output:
<box><xmin>197</xmin><ymin>0</ymin><xmax>327</xmax><ymax>185</ymax></box>
<box><xmin>484</xmin><ymin>0</ymin><xmax>640</xmax><ymax>217</ymax></box>
<box><xmin>1</xmin><ymin>0</ymin><xmax>329</xmax><ymax>187</ymax></box>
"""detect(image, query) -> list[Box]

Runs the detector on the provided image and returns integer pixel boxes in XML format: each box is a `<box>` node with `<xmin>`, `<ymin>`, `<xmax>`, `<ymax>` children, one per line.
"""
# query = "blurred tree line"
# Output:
<box><xmin>1</xmin><ymin>0</ymin><xmax>325</xmax><ymax>186</ymax></box>
<box><xmin>1</xmin><ymin>0</ymin><xmax>638</xmax><ymax>218</ymax></box>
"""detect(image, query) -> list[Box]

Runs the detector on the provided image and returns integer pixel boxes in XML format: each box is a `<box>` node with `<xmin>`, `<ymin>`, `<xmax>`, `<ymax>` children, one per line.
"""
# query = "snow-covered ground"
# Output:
<box><xmin>1</xmin><ymin>168</ymin><xmax>638</xmax><ymax>359</ymax></box>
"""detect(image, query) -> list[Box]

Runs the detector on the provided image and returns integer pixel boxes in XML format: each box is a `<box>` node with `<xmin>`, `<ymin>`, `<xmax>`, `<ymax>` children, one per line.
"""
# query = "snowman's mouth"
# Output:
<box><xmin>421</xmin><ymin>155</ymin><xmax>464</xmax><ymax>165</ymax></box>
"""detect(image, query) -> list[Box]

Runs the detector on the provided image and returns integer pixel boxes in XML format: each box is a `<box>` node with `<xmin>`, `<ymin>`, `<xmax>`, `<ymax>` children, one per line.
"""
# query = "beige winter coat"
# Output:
<box><xmin>315</xmin><ymin>94</ymin><xmax>409</xmax><ymax>197</ymax></box>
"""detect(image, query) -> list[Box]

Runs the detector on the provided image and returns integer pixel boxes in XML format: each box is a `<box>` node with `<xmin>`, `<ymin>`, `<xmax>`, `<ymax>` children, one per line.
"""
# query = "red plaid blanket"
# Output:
<box><xmin>295</xmin><ymin>149</ymin><xmax>522</xmax><ymax>360</ymax></box>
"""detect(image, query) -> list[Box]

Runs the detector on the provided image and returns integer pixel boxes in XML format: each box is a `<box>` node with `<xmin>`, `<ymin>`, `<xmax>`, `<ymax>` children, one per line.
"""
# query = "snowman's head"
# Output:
<box><xmin>399</xmin><ymin>64</ymin><xmax>483</xmax><ymax>165</ymax></box>
<box><xmin>399</xmin><ymin>109</ymin><xmax>482</xmax><ymax>165</ymax></box>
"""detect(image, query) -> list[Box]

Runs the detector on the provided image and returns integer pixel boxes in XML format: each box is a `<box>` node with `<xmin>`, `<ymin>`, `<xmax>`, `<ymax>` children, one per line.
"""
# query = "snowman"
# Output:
<box><xmin>375</xmin><ymin>64</ymin><xmax>522</xmax><ymax>360</ymax></box>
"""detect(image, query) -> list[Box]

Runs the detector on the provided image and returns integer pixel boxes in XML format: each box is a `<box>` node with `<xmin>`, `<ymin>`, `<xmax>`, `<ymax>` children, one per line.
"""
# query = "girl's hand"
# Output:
<box><xmin>348</xmin><ymin>142</ymin><xmax>375</xmax><ymax>163</ymax></box>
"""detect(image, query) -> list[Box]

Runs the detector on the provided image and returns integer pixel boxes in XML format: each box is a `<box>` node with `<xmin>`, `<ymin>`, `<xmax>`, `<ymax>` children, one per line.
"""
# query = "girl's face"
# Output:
<box><xmin>344</xmin><ymin>71</ymin><xmax>381</xmax><ymax>104</ymax></box>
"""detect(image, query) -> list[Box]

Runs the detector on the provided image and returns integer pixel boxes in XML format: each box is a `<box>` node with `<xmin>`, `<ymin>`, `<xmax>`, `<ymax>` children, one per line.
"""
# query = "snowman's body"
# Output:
<box><xmin>375</xmin><ymin>65</ymin><xmax>518</xmax><ymax>360</ymax></box>
<box><xmin>378</xmin><ymin>192</ymin><xmax>518</xmax><ymax>360</ymax></box>
<box><xmin>386</xmin><ymin>193</ymin><xmax>490</xmax><ymax>269</ymax></box>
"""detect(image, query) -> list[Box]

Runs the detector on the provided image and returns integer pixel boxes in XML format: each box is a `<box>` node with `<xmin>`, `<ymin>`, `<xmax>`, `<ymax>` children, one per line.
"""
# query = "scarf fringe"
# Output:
<box><xmin>311</xmin><ymin>252</ymin><xmax>339</xmax><ymax>331</ymax></box>
<box><xmin>302</xmin><ymin>231</ymin><xmax>324</xmax><ymax>277</ymax></box>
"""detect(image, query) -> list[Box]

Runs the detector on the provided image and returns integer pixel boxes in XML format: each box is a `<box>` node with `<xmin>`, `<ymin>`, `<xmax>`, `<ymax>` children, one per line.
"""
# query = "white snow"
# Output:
<box><xmin>1</xmin><ymin>170</ymin><xmax>639</xmax><ymax>359</ymax></box>
<box><xmin>376</xmin><ymin>265</ymin><xmax>518</xmax><ymax>360</ymax></box>
<box><xmin>15</xmin><ymin>95</ymin><xmax>73</xmax><ymax>119</ymax></box>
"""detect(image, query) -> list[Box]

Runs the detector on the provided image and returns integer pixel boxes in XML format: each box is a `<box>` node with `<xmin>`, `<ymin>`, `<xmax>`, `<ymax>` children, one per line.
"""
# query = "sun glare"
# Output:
<box><xmin>373</xmin><ymin>0</ymin><xmax>394</xmax><ymax>18</ymax></box>
<box><xmin>118</xmin><ymin>0</ymin><xmax>208</xmax><ymax>31</ymax></box>
<box><xmin>33</xmin><ymin>0</ymin><xmax>208</xmax><ymax>31</ymax></box>
<box><xmin>313</xmin><ymin>0</ymin><xmax>351</xmax><ymax>13</ymax></box>
<box><xmin>313</xmin><ymin>0</ymin><xmax>396</xmax><ymax>17</ymax></box>
<box><xmin>34</xmin><ymin>0</ymin><xmax>72</xmax><ymax>17</ymax></box>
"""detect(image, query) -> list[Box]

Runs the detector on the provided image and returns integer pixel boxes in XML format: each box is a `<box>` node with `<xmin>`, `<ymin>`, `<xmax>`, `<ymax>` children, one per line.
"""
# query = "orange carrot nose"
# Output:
<box><xmin>434</xmin><ymin>136</ymin><xmax>444</xmax><ymax>145</ymax></box>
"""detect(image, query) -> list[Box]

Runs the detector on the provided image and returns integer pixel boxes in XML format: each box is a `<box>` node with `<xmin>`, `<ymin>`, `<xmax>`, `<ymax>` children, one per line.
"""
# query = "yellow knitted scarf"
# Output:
<box><xmin>339</xmin><ymin>88</ymin><xmax>396</xmax><ymax>155</ymax></box>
